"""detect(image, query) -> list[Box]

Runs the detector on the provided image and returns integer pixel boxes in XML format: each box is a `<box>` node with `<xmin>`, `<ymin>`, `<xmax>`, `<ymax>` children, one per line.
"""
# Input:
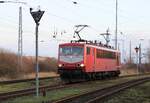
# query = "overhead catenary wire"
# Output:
<box><xmin>0</xmin><ymin>0</ymin><xmax>147</xmax><ymax>34</ymax></box>
<box><xmin>0</xmin><ymin>0</ymin><xmax>150</xmax><ymax>43</ymax></box>
<box><xmin>0</xmin><ymin>0</ymin><xmax>149</xmax><ymax>30</ymax></box>
<box><xmin>2</xmin><ymin>0</ymin><xmax>147</xmax><ymax>29</ymax></box>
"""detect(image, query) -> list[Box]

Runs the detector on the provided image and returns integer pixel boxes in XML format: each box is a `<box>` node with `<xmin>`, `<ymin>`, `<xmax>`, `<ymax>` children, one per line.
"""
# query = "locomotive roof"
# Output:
<box><xmin>59</xmin><ymin>42</ymin><xmax>120</xmax><ymax>53</ymax></box>
<box><xmin>59</xmin><ymin>43</ymin><xmax>84</xmax><ymax>46</ymax></box>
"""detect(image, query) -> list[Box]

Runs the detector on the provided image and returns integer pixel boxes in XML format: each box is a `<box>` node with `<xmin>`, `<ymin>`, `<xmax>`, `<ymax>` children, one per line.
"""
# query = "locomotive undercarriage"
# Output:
<box><xmin>58</xmin><ymin>68</ymin><xmax>120</xmax><ymax>83</ymax></box>
<box><xmin>58</xmin><ymin>69</ymin><xmax>86</xmax><ymax>83</ymax></box>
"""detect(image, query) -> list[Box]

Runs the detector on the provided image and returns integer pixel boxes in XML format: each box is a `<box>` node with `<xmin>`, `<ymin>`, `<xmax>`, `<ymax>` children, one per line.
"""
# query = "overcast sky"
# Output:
<box><xmin>0</xmin><ymin>0</ymin><xmax>150</xmax><ymax>58</ymax></box>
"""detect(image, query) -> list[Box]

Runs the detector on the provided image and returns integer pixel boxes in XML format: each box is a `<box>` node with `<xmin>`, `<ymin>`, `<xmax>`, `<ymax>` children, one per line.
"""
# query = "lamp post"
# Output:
<box><xmin>139</xmin><ymin>39</ymin><xmax>144</xmax><ymax>73</ymax></box>
<box><xmin>135</xmin><ymin>46</ymin><xmax>139</xmax><ymax>75</ymax></box>
<box><xmin>120</xmin><ymin>32</ymin><xmax>125</xmax><ymax>64</ymax></box>
<box><xmin>111</xmin><ymin>38</ymin><xmax>124</xmax><ymax>63</ymax></box>
<box><xmin>30</xmin><ymin>8</ymin><xmax>44</xmax><ymax>97</ymax></box>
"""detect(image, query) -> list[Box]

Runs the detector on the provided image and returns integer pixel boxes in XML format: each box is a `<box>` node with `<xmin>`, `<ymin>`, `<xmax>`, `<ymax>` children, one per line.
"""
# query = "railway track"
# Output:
<box><xmin>1</xmin><ymin>74</ymin><xmax>150</xmax><ymax>102</ymax></box>
<box><xmin>0</xmin><ymin>76</ymin><xmax>59</xmax><ymax>85</ymax></box>
<box><xmin>0</xmin><ymin>84</ymin><xmax>65</xmax><ymax>101</ymax></box>
<box><xmin>0</xmin><ymin>80</ymin><xmax>87</xmax><ymax>101</ymax></box>
<box><xmin>0</xmin><ymin>73</ymin><xmax>150</xmax><ymax>85</ymax></box>
<box><xmin>53</xmin><ymin>77</ymin><xmax>150</xmax><ymax>103</ymax></box>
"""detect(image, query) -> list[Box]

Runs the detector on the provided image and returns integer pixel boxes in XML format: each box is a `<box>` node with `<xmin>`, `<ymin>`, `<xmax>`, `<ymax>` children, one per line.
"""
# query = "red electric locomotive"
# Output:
<box><xmin>58</xmin><ymin>25</ymin><xmax>121</xmax><ymax>82</ymax></box>
<box><xmin>58</xmin><ymin>40</ymin><xmax>120</xmax><ymax>82</ymax></box>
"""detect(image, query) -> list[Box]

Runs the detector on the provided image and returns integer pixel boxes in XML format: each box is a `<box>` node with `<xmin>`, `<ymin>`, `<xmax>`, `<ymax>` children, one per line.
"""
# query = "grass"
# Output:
<box><xmin>0</xmin><ymin>82</ymin><xmax>33</xmax><ymax>93</ymax></box>
<box><xmin>2</xmin><ymin>87</ymin><xmax>84</xmax><ymax>103</ymax></box>
<box><xmin>103</xmin><ymin>81</ymin><xmax>150</xmax><ymax>103</ymax></box>
<box><xmin>3</xmin><ymin>75</ymin><xmax>150</xmax><ymax>103</ymax></box>
<box><xmin>0</xmin><ymin>78</ymin><xmax>60</xmax><ymax>93</ymax></box>
<box><xmin>3</xmin><ymin>96</ymin><xmax>50</xmax><ymax>103</ymax></box>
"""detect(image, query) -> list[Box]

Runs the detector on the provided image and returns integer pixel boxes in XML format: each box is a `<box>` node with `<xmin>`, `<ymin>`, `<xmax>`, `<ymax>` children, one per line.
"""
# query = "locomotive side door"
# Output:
<box><xmin>91</xmin><ymin>48</ymin><xmax>95</xmax><ymax>72</ymax></box>
<box><xmin>86</xmin><ymin>47</ymin><xmax>95</xmax><ymax>72</ymax></box>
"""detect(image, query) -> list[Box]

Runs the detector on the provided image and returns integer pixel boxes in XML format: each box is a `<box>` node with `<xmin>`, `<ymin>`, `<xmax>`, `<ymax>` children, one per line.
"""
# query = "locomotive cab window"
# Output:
<box><xmin>60</xmin><ymin>46</ymin><xmax>83</xmax><ymax>56</ymax></box>
<box><xmin>87</xmin><ymin>47</ymin><xmax>90</xmax><ymax>55</ymax></box>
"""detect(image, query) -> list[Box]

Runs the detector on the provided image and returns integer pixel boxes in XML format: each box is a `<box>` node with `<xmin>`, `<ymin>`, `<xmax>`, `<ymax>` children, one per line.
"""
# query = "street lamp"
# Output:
<box><xmin>30</xmin><ymin>8</ymin><xmax>44</xmax><ymax>97</ymax></box>
<box><xmin>135</xmin><ymin>46</ymin><xmax>139</xmax><ymax>75</ymax></box>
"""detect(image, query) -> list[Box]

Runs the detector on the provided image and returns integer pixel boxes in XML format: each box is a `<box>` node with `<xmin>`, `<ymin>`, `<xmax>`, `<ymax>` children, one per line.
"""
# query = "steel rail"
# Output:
<box><xmin>53</xmin><ymin>77</ymin><xmax>150</xmax><ymax>103</ymax></box>
<box><xmin>0</xmin><ymin>73</ymin><xmax>150</xmax><ymax>85</ymax></box>
<box><xmin>0</xmin><ymin>84</ymin><xmax>65</xmax><ymax>101</ymax></box>
<box><xmin>0</xmin><ymin>80</ymin><xmax>86</xmax><ymax>101</ymax></box>
<box><xmin>0</xmin><ymin>74</ymin><xmax>150</xmax><ymax>102</ymax></box>
<box><xmin>0</xmin><ymin>76</ymin><xmax>59</xmax><ymax>85</ymax></box>
<box><xmin>87</xmin><ymin>77</ymin><xmax>150</xmax><ymax>103</ymax></box>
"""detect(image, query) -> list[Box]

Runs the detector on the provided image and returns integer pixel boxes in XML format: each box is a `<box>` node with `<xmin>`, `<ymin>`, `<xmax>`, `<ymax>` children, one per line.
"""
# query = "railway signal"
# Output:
<box><xmin>30</xmin><ymin>8</ymin><xmax>45</xmax><ymax>97</ymax></box>
<box><xmin>135</xmin><ymin>47</ymin><xmax>139</xmax><ymax>53</ymax></box>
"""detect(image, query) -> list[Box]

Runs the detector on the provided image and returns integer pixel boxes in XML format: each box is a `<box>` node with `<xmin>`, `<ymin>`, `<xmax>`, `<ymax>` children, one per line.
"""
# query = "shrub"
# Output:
<box><xmin>0</xmin><ymin>48</ymin><xmax>58</xmax><ymax>79</ymax></box>
<box><xmin>0</xmin><ymin>48</ymin><xmax>21</xmax><ymax>78</ymax></box>
<box><xmin>39</xmin><ymin>57</ymin><xmax>57</xmax><ymax>72</ymax></box>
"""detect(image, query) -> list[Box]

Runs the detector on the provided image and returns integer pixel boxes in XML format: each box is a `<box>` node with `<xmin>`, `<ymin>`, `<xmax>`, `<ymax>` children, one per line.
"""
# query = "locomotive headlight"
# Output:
<box><xmin>80</xmin><ymin>64</ymin><xmax>84</xmax><ymax>67</ymax></box>
<box><xmin>58</xmin><ymin>64</ymin><xmax>62</xmax><ymax>67</ymax></box>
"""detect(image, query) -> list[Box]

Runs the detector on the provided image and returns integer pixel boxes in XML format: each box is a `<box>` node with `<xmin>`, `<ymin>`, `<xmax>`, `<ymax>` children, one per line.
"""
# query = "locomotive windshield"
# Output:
<box><xmin>59</xmin><ymin>46</ymin><xmax>84</xmax><ymax>63</ymax></box>
<box><xmin>60</xmin><ymin>47</ymin><xmax>83</xmax><ymax>56</ymax></box>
